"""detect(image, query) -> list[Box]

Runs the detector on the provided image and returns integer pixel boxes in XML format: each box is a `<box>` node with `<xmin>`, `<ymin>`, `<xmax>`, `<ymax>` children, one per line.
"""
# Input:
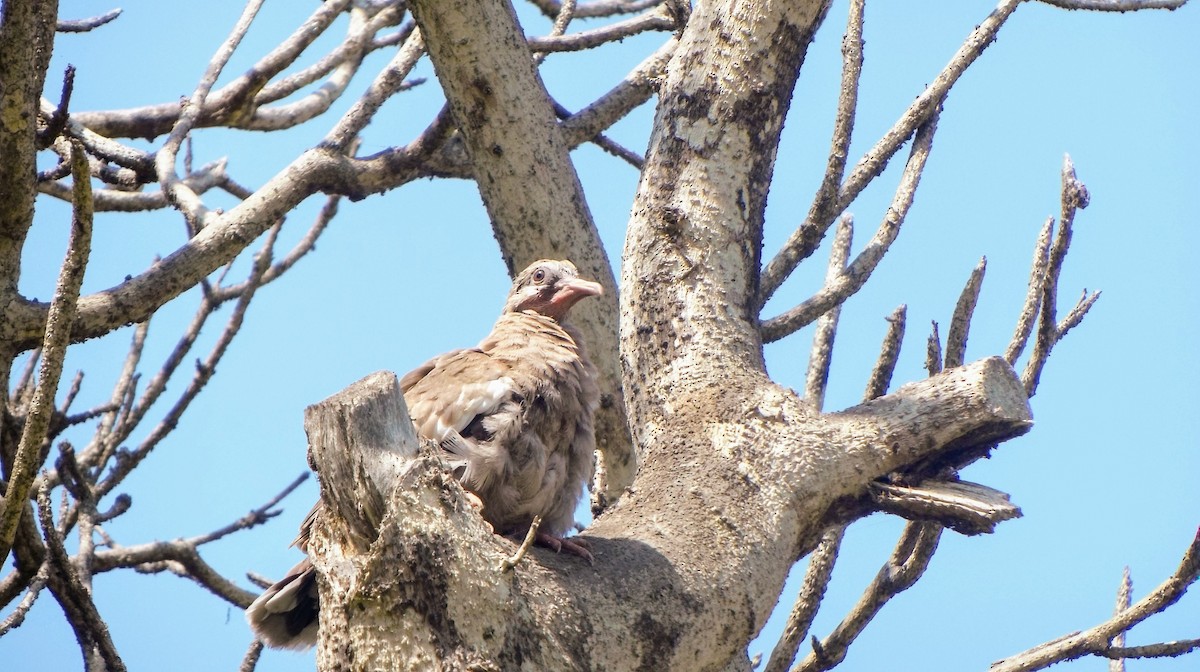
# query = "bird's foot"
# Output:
<box><xmin>462</xmin><ymin>491</ymin><xmax>493</xmax><ymax>532</ymax></box>
<box><xmin>535</xmin><ymin>531</ymin><xmax>594</xmax><ymax>565</ymax></box>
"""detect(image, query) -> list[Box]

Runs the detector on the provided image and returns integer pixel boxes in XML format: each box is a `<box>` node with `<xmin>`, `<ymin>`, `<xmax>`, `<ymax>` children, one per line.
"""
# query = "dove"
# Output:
<box><xmin>247</xmin><ymin>259</ymin><xmax>602</xmax><ymax>649</ymax></box>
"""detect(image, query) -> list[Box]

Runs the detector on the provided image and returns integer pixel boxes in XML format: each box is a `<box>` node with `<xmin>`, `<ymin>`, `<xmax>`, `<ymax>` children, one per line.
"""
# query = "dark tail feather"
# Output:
<box><xmin>246</xmin><ymin>557</ymin><xmax>319</xmax><ymax>650</ymax></box>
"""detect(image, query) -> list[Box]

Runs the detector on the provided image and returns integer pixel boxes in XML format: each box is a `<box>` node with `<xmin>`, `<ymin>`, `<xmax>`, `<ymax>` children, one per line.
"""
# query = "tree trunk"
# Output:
<box><xmin>307</xmin><ymin>358</ymin><xmax>1029</xmax><ymax>671</ymax></box>
<box><xmin>301</xmin><ymin>1</ymin><xmax>1037</xmax><ymax>670</ymax></box>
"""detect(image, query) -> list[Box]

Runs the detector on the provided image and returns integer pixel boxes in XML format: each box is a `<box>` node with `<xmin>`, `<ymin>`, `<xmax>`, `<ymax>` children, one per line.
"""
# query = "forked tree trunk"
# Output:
<box><xmin>303</xmin><ymin>1</ymin><xmax>1036</xmax><ymax>670</ymax></box>
<box><xmin>308</xmin><ymin>358</ymin><xmax>1029</xmax><ymax>670</ymax></box>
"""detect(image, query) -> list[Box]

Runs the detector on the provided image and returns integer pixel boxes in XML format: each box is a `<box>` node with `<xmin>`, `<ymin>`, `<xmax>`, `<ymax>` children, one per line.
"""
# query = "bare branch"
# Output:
<box><xmin>325</xmin><ymin>27</ymin><xmax>427</xmax><ymax>151</ymax></box>
<box><xmin>36</xmin><ymin>65</ymin><xmax>75</xmax><ymax>150</ymax></box>
<box><xmin>534</xmin><ymin>0</ymin><xmax>578</xmax><ymax>66</ymax></box>
<box><xmin>992</xmin><ymin>529</ymin><xmax>1200</xmax><ymax>672</ymax></box>
<box><xmin>761</xmin><ymin>108</ymin><xmax>940</xmax><ymax>343</ymax></box>
<box><xmin>944</xmin><ymin>257</ymin><xmax>986</xmax><ymax>369</ymax></box>
<box><xmin>1004</xmin><ymin>217</ymin><xmax>1053</xmax><ymax>365</ymax></box>
<box><xmin>758</xmin><ymin>0</ymin><xmax>864</xmax><ymax>307</ymax></box>
<box><xmin>759</xmin><ymin>0</ymin><xmax>1022</xmax><ymax>307</ymax></box>
<box><xmin>527</xmin><ymin>0</ymin><xmax>665</xmax><ymax>19</ymax></box>
<box><xmin>72</xmin><ymin>0</ymin><xmax>355</xmax><ymax>139</ymax></box>
<box><xmin>36</xmin><ymin>485</ymin><xmax>126</xmax><ymax>672</ymax></box>
<box><xmin>40</xmin><ymin>159</ymin><xmax>232</xmax><ymax>213</ymax></box>
<box><xmin>1100</xmin><ymin>639</ymin><xmax>1200</xmax><ymax>660</ymax></box>
<box><xmin>804</xmin><ymin>216</ymin><xmax>853</xmax><ymax>409</ymax></box>
<box><xmin>188</xmin><ymin>473</ymin><xmax>309</xmax><ymax>547</ymax></box>
<box><xmin>925</xmin><ymin>321</ymin><xmax>942</xmax><ymax>377</ymax></box>
<box><xmin>0</xmin><ymin>561</ymin><xmax>49</xmax><ymax>636</ymax></box>
<box><xmin>797</xmin><ymin>522</ymin><xmax>943</xmax><ymax>672</ymax></box>
<box><xmin>1021</xmin><ymin>155</ymin><xmax>1093</xmax><ymax>396</ymax></box>
<box><xmin>240</xmin><ymin>641</ymin><xmax>264</xmax><ymax>672</ymax></box>
<box><xmin>155</xmin><ymin>0</ymin><xmax>266</xmax><ymax>230</ymax></box>
<box><xmin>245</xmin><ymin>8</ymin><xmax>412</xmax><ymax>132</ymax></box>
<box><xmin>869</xmin><ymin>480</ymin><xmax>1020</xmax><ymax>535</ymax></box>
<box><xmin>1036</xmin><ymin>0</ymin><xmax>1187</xmax><ymax>9</ymax></box>
<box><xmin>257</xmin><ymin>12</ymin><xmax>411</xmax><ymax>106</ymax></box>
<box><xmin>0</xmin><ymin>141</ymin><xmax>92</xmax><ymax>566</ymax></box>
<box><xmin>56</xmin><ymin>9</ymin><xmax>123</xmax><ymax>33</ymax></box>
<box><xmin>529</xmin><ymin>8</ymin><xmax>675</xmax><ymax>53</ymax></box>
<box><xmin>1110</xmin><ymin>567</ymin><xmax>1132</xmax><ymax>672</ymax></box>
<box><xmin>763</xmin><ymin>525</ymin><xmax>845</xmax><ymax>672</ymax></box>
<box><xmin>865</xmin><ymin>306</ymin><xmax>907</xmax><ymax>402</ymax></box>
<box><xmin>92</xmin><ymin>539</ymin><xmax>257</xmax><ymax>608</ymax></box>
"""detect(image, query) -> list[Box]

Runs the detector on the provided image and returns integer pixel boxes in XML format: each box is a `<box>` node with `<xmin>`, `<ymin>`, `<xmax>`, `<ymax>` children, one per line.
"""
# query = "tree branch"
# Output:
<box><xmin>804</xmin><ymin>215</ymin><xmax>853</xmax><ymax>409</ymax></box>
<box><xmin>758</xmin><ymin>0</ymin><xmax>1022</xmax><ymax>307</ymax></box>
<box><xmin>944</xmin><ymin>257</ymin><xmax>986</xmax><ymax>369</ymax></box>
<box><xmin>761</xmin><ymin>108</ymin><xmax>940</xmax><ymax>343</ymax></box>
<box><xmin>37</xmin><ymin>485</ymin><xmax>126</xmax><ymax>672</ymax></box>
<box><xmin>1036</xmin><ymin>0</ymin><xmax>1186</xmax><ymax>9</ymax></box>
<box><xmin>758</xmin><ymin>0</ymin><xmax>863</xmax><ymax>308</ymax></box>
<box><xmin>797</xmin><ymin>521</ymin><xmax>942</xmax><ymax>672</ymax></box>
<box><xmin>0</xmin><ymin>142</ymin><xmax>92</xmax><ymax>566</ymax></box>
<box><xmin>991</xmin><ymin>528</ymin><xmax>1200</xmax><ymax>672</ymax></box>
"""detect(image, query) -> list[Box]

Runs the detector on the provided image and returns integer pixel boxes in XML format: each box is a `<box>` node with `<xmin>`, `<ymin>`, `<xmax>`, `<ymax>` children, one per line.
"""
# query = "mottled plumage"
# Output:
<box><xmin>247</xmin><ymin>260</ymin><xmax>601</xmax><ymax>649</ymax></box>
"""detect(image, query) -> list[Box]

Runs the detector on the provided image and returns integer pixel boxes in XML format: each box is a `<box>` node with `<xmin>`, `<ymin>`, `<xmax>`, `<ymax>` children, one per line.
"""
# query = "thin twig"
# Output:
<box><xmin>189</xmin><ymin>474</ymin><xmax>309</xmax><ymax>546</ymax></box>
<box><xmin>501</xmin><ymin>515</ymin><xmax>544</xmax><ymax>572</ymax></box>
<box><xmin>804</xmin><ymin>216</ymin><xmax>853</xmax><ymax>410</ymax></box>
<box><xmin>37</xmin><ymin>484</ymin><xmax>127</xmax><ymax>672</ymax></box>
<box><xmin>1109</xmin><ymin>566</ymin><xmax>1132</xmax><ymax>672</ymax></box>
<box><xmin>98</xmin><ymin>225</ymin><xmax>278</xmax><ymax>499</ymax></box>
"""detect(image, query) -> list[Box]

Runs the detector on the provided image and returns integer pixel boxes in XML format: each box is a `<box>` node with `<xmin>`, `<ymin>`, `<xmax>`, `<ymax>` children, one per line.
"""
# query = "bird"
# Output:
<box><xmin>246</xmin><ymin>259</ymin><xmax>602</xmax><ymax>650</ymax></box>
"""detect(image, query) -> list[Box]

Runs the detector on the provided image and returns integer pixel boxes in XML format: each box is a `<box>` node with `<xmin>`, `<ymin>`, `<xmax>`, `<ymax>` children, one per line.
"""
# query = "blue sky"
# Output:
<box><xmin>8</xmin><ymin>1</ymin><xmax>1198</xmax><ymax>670</ymax></box>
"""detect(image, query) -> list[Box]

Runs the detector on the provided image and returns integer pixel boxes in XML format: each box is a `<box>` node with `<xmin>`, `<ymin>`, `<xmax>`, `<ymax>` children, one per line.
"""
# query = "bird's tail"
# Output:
<box><xmin>246</xmin><ymin>557</ymin><xmax>320</xmax><ymax>650</ymax></box>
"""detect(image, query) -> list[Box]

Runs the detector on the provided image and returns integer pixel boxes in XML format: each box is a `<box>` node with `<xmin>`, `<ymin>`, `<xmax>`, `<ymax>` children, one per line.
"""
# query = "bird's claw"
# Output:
<box><xmin>536</xmin><ymin>531</ymin><xmax>594</xmax><ymax>565</ymax></box>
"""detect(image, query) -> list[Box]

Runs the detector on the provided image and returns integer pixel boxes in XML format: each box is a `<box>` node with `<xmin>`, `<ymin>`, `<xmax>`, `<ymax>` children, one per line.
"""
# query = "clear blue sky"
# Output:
<box><xmin>9</xmin><ymin>1</ymin><xmax>1198</xmax><ymax>670</ymax></box>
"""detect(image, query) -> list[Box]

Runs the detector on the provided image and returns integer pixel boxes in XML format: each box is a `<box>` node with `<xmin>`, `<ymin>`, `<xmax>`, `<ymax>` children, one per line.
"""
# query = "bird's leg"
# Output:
<box><xmin>535</xmin><ymin>531</ymin><xmax>594</xmax><ymax>565</ymax></box>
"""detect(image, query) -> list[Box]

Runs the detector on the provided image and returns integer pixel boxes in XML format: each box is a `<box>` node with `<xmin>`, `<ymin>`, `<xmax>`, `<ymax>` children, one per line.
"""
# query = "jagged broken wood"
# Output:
<box><xmin>870</xmin><ymin>480</ymin><xmax>1022</xmax><ymax>535</ymax></box>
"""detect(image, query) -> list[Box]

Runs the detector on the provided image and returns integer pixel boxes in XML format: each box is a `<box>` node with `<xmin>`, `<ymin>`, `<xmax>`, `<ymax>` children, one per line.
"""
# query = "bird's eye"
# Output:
<box><xmin>533</xmin><ymin>269</ymin><xmax>547</xmax><ymax>283</ymax></box>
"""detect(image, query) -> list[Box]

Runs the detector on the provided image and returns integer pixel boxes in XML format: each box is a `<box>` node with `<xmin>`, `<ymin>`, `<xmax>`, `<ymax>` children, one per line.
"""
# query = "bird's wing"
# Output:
<box><xmin>401</xmin><ymin>347</ymin><xmax>516</xmax><ymax>443</ymax></box>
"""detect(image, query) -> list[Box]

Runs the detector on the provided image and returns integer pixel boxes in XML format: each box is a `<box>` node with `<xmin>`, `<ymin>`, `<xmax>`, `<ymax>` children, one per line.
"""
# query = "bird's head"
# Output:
<box><xmin>504</xmin><ymin>259</ymin><xmax>603</xmax><ymax>321</ymax></box>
